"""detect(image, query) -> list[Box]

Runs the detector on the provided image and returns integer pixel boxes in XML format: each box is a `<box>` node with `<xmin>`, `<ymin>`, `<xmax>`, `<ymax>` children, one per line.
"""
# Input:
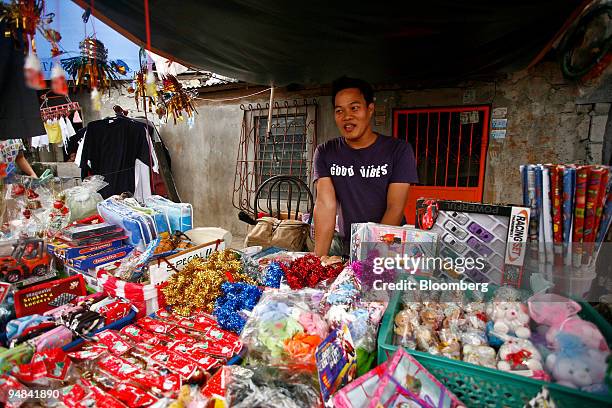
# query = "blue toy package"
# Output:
<box><xmin>316</xmin><ymin>324</ymin><xmax>357</xmax><ymax>403</ymax></box>
<box><xmin>144</xmin><ymin>195</ymin><xmax>193</xmax><ymax>233</ymax></box>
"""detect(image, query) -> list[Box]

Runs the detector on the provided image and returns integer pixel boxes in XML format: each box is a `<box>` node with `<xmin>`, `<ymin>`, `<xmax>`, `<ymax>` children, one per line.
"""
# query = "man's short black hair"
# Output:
<box><xmin>331</xmin><ymin>76</ymin><xmax>374</xmax><ymax>107</ymax></box>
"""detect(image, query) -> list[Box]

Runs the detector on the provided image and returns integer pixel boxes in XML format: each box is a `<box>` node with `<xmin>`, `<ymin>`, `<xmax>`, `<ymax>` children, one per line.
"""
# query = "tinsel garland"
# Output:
<box><xmin>161</xmin><ymin>249</ymin><xmax>255</xmax><ymax>316</ymax></box>
<box><xmin>281</xmin><ymin>254</ymin><xmax>344</xmax><ymax>289</ymax></box>
<box><xmin>262</xmin><ymin>262</ymin><xmax>284</xmax><ymax>288</ymax></box>
<box><xmin>213</xmin><ymin>282</ymin><xmax>262</xmax><ymax>333</ymax></box>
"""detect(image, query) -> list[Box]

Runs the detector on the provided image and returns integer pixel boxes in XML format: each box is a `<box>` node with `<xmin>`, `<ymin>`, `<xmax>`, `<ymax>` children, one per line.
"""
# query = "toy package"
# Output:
<box><xmin>368</xmin><ymin>347</ymin><xmax>463</xmax><ymax>408</ymax></box>
<box><xmin>416</xmin><ymin>199</ymin><xmax>530</xmax><ymax>286</ymax></box>
<box><xmin>333</xmin><ymin>361</ymin><xmax>388</xmax><ymax>408</ymax></box>
<box><xmin>315</xmin><ymin>324</ymin><xmax>357</xmax><ymax>403</ymax></box>
<box><xmin>14</xmin><ymin>275</ymin><xmax>87</xmax><ymax>317</ymax></box>
<box><xmin>350</xmin><ymin>223</ymin><xmax>439</xmax><ymax>276</ymax></box>
<box><xmin>0</xmin><ymin>238</ymin><xmax>53</xmax><ymax>286</ymax></box>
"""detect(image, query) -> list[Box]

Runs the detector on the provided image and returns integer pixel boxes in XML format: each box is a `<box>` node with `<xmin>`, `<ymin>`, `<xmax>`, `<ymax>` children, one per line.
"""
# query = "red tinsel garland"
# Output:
<box><xmin>281</xmin><ymin>254</ymin><xmax>344</xmax><ymax>289</ymax></box>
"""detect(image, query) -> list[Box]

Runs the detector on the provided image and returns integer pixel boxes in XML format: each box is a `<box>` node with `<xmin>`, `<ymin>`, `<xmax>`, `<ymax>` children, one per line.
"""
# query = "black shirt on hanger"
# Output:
<box><xmin>79</xmin><ymin>117</ymin><xmax>152</xmax><ymax>198</ymax></box>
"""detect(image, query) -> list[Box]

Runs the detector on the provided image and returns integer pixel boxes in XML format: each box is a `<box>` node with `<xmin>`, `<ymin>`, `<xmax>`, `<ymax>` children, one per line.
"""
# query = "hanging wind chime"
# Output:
<box><xmin>128</xmin><ymin>0</ymin><xmax>197</xmax><ymax>124</ymax></box>
<box><xmin>59</xmin><ymin>6</ymin><xmax>123</xmax><ymax>111</ymax></box>
<box><xmin>61</xmin><ymin>37</ymin><xmax>119</xmax><ymax>92</ymax></box>
<box><xmin>1</xmin><ymin>0</ymin><xmax>66</xmax><ymax>91</ymax></box>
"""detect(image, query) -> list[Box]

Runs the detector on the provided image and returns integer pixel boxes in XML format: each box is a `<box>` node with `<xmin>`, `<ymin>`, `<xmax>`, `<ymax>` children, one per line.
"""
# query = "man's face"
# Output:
<box><xmin>334</xmin><ymin>88</ymin><xmax>374</xmax><ymax>141</ymax></box>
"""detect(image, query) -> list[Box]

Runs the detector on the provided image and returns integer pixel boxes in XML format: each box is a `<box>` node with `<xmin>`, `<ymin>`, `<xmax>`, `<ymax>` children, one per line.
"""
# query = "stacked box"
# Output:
<box><xmin>416</xmin><ymin>199</ymin><xmax>530</xmax><ymax>286</ymax></box>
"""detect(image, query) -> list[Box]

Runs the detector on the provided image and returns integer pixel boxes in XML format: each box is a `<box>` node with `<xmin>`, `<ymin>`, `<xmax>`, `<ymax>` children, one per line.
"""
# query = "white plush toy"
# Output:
<box><xmin>545</xmin><ymin>333</ymin><xmax>609</xmax><ymax>393</ymax></box>
<box><xmin>486</xmin><ymin>301</ymin><xmax>531</xmax><ymax>339</ymax></box>
<box><xmin>497</xmin><ymin>337</ymin><xmax>543</xmax><ymax>373</ymax></box>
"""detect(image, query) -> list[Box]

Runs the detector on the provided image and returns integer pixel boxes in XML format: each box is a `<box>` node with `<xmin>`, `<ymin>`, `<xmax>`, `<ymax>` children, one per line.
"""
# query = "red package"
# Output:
<box><xmin>98</xmin><ymin>299</ymin><xmax>132</xmax><ymax>324</ymax></box>
<box><xmin>177</xmin><ymin>317</ymin><xmax>215</xmax><ymax>333</ymax></box>
<box><xmin>120</xmin><ymin>324</ymin><xmax>159</xmax><ymax>344</ymax></box>
<box><xmin>90</xmin><ymin>385</ymin><xmax>129</xmax><ymax>408</ymax></box>
<box><xmin>132</xmin><ymin>370</ymin><xmax>182</xmax><ymax>396</ymax></box>
<box><xmin>135</xmin><ymin>342</ymin><xmax>168</xmax><ymax>355</ymax></box>
<box><xmin>149</xmin><ymin>349</ymin><xmax>198</xmax><ymax>379</ymax></box>
<box><xmin>107</xmin><ymin>382</ymin><xmax>159</xmax><ymax>407</ymax></box>
<box><xmin>62</xmin><ymin>383</ymin><xmax>93</xmax><ymax>408</ymax></box>
<box><xmin>31</xmin><ymin>348</ymin><xmax>72</xmax><ymax>380</ymax></box>
<box><xmin>200</xmin><ymin>368</ymin><xmax>226</xmax><ymax>399</ymax></box>
<box><xmin>168</xmin><ymin>341</ymin><xmax>223</xmax><ymax>371</ymax></box>
<box><xmin>205</xmin><ymin>325</ymin><xmax>241</xmax><ymax>345</ymax></box>
<box><xmin>98</xmin><ymin>355</ymin><xmax>140</xmax><ymax>381</ymax></box>
<box><xmin>168</xmin><ymin>326</ymin><xmax>200</xmax><ymax>343</ymax></box>
<box><xmin>14</xmin><ymin>275</ymin><xmax>87</xmax><ymax>317</ymax></box>
<box><xmin>96</xmin><ymin>330</ymin><xmax>133</xmax><ymax>356</ymax></box>
<box><xmin>68</xmin><ymin>347</ymin><xmax>107</xmax><ymax>361</ymax></box>
<box><xmin>137</xmin><ymin>316</ymin><xmax>175</xmax><ymax>334</ymax></box>
<box><xmin>154</xmin><ymin>308</ymin><xmax>181</xmax><ymax>323</ymax></box>
<box><xmin>191</xmin><ymin>338</ymin><xmax>241</xmax><ymax>358</ymax></box>
<box><xmin>13</xmin><ymin>359</ymin><xmax>47</xmax><ymax>383</ymax></box>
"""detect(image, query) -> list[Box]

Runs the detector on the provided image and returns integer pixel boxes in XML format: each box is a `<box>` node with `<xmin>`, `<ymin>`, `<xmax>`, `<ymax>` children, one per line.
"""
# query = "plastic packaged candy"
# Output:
<box><xmin>224</xmin><ymin>365</ymin><xmax>322</xmax><ymax>408</ymax></box>
<box><xmin>438</xmin><ymin>328</ymin><xmax>461</xmax><ymax>360</ymax></box>
<box><xmin>462</xmin><ymin>344</ymin><xmax>497</xmax><ymax>368</ymax></box>
<box><xmin>393</xmin><ymin>307</ymin><xmax>419</xmax><ymax>349</ymax></box>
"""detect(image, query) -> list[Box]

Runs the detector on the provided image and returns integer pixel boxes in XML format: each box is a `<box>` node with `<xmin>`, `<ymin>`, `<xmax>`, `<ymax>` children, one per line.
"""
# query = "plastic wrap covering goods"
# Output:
<box><xmin>144</xmin><ymin>195</ymin><xmax>193</xmax><ymax>233</ymax></box>
<box><xmin>97</xmin><ymin>197</ymin><xmax>159</xmax><ymax>250</ymax></box>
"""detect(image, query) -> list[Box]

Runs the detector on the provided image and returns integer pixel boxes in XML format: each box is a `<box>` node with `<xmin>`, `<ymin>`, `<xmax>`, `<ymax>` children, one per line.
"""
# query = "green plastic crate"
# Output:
<box><xmin>377</xmin><ymin>291</ymin><xmax>612</xmax><ymax>408</ymax></box>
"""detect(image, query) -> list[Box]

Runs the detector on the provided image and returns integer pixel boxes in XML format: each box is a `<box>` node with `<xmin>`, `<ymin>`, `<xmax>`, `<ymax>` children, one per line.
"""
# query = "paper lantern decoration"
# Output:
<box><xmin>61</xmin><ymin>37</ymin><xmax>119</xmax><ymax>91</ymax></box>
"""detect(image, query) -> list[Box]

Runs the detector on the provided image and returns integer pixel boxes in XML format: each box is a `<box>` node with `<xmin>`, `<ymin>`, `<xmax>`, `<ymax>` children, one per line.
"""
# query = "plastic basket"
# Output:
<box><xmin>377</xmin><ymin>291</ymin><xmax>612</xmax><ymax>408</ymax></box>
<box><xmin>62</xmin><ymin>308</ymin><xmax>136</xmax><ymax>352</ymax></box>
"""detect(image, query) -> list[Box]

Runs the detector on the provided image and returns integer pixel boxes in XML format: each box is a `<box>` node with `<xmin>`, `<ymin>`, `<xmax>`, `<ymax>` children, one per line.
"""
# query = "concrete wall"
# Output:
<box><xmin>72</xmin><ymin>61</ymin><xmax>611</xmax><ymax>240</ymax></box>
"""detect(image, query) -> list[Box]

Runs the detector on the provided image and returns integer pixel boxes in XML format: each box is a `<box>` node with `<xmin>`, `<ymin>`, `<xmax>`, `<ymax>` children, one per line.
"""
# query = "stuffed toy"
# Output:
<box><xmin>528</xmin><ymin>293</ymin><xmax>609</xmax><ymax>352</ymax></box>
<box><xmin>486</xmin><ymin>301</ymin><xmax>531</xmax><ymax>339</ymax></box>
<box><xmin>546</xmin><ymin>333</ymin><xmax>609</xmax><ymax>394</ymax></box>
<box><xmin>497</xmin><ymin>337</ymin><xmax>544</xmax><ymax>374</ymax></box>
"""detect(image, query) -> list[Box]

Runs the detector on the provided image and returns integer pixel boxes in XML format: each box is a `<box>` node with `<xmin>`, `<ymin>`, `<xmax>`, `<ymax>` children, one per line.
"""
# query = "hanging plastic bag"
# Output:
<box><xmin>63</xmin><ymin>176</ymin><xmax>108</xmax><ymax>222</ymax></box>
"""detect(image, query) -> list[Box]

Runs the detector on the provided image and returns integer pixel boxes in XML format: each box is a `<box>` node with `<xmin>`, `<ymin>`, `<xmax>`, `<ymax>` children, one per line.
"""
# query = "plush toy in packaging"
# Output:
<box><xmin>528</xmin><ymin>293</ymin><xmax>609</xmax><ymax>353</ymax></box>
<box><xmin>496</xmin><ymin>337</ymin><xmax>547</xmax><ymax>380</ymax></box>
<box><xmin>545</xmin><ymin>332</ymin><xmax>609</xmax><ymax>394</ymax></box>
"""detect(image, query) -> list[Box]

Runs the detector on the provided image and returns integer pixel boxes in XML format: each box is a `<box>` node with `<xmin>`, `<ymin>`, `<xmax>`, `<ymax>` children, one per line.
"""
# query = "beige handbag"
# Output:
<box><xmin>244</xmin><ymin>216</ymin><xmax>310</xmax><ymax>251</ymax></box>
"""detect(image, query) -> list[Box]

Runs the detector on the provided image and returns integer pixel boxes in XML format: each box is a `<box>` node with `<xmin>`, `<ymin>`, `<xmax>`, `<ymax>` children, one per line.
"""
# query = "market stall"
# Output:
<box><xmin>0</xmin><ymin>1</ymin><xmax>611</xmax><ymax>408</ymax></box>
<box><xmin>0</xmin><ymin>161</ymin><xmax>609</xmax><ymax>407</ymax></box>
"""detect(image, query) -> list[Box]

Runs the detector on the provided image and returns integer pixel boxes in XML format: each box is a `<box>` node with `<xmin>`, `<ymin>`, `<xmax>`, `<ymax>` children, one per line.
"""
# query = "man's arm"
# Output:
<box><xmin>16</xmin><ymin>153</ymin><xmax>37</xmax><ymax>178</ymax></box>
<box><xmin>314</xmin><ymin>177</ymin><xmax>337</xmax><ymax>257</ymax></box>
<box><xmin>380</xmin><ymin>183</ymin><xmax>410</xmax><ymax>225</ymax></box>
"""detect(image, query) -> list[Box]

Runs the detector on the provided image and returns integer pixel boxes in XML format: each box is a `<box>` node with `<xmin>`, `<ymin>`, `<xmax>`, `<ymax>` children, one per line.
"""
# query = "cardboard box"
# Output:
<box><xmin>349</xmin><ymin>223</ymin><xmax>439</xmax><ymax>276</ymax></box>
<box><xmin>48</xmin><ymin>237</ymin><xmax>125</xmax><ymax>260</ymax></box>
<box><xmin>149</xmin><ymin>240</ymin><xmax>226</xmax><ymax>286</ymax></box>
<box><xmin>416</xmin><ymin>199</ymin><xmax>530</xmax><ymax>286</ymax></box>
<box><xmin>67</xmin><ymin>245</ymin><xmax>134</xmax><ymax>270</ymax></box>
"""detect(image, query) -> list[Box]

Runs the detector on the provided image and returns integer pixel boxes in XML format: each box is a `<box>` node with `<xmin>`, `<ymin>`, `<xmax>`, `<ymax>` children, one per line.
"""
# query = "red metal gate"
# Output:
<box><xmin>393</xmin><ymin>105</ymin><xmax>490</xmax><ymax>224</ymax></box>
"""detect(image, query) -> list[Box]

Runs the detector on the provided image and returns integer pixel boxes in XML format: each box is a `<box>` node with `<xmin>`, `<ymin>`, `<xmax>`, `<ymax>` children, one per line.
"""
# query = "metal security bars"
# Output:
<box><xmin>233</xmin><ymin>100</ymin><xmax>318</xmax><ymax>214</ymax></box>
<box><xmin>394</xmin><ymin>105</ymin><xmax>490</xmax><ymax>223</ymax></box>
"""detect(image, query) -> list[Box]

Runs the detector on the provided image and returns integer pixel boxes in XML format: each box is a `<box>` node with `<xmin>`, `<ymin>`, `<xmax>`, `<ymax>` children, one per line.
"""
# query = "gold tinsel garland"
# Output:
<box><xmin>161</xmin><ymin>249</ymin><xmax>255</xmax><ymax>316</ymax></box>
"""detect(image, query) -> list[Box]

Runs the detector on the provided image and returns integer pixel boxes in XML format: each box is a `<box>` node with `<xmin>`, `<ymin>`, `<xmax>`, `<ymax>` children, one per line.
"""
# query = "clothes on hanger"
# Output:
<box><xmin>77</xmin><ymin>115</ymin><xmax>159</xmax><ymax>199</ymax></box>
<box><xmin>43</xmin><ymin>119</ymin><xmax>62</xmax><ymax>144</ymax></box>
<box><xmin>30</xmin><ymin>134</ymin><xmax>50</xmax><ymax>150</ymax></box>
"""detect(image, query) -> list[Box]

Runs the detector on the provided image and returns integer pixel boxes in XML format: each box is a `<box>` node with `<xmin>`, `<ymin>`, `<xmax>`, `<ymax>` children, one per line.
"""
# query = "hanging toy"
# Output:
<box><xmin>91</xmin><ymin>87</ymin><xmax>101</xmax><ymax>112</ymax></box>
<box><xmin>160</xmin><ymin>74</ymin><xmax>198</xmax><ymax>124</ymax></box>
<box><xmin>72</xmin><ymin>110</ymin><xmax>82</xmax><ymax>124</ymax></box>
<box><xmin>24</xmin><ymin>51</ymin><xmax>46</xmax><ymax>90</ymax></box>
<box><xmin>61</xmin><ymin>37</ymin><xmax>119</xmax><ymax>91</ymax></box>
<box><xmin>145</xmin><ymin>67</ymin><xmax>157</xmax><ymax>98</ymax></box>
<box><xmin>51</xmin><ymin>63</ymin><xmax>68</xmax><ymax>95</ymax></box>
